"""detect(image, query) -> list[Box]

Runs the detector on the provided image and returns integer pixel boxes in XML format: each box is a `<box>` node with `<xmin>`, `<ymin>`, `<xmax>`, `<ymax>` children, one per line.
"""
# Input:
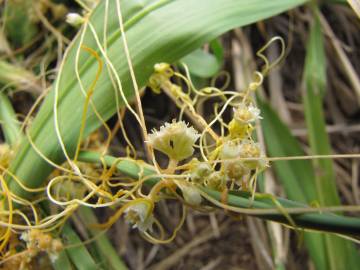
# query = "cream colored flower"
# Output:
<box><xmin>20</xmin><ymin>229</ymin><xmax>63</xmax><ymax>263</ymax></box>
<box><xmin>221</xmin><ymin>140</ymin><xmax>266</xmax><ymax>174</ymax></box>
<box><xmin>205</xmin><ymin>171</ymin><xmax>226</xmax><ymax>190</ymax></box>
<box><xmin>220</xmin><ymin>141</ymin><xmax>249</xmax><ymax>180</ymax></box>
<box><xmin>238</xmin><ymin>140</ymin><xmax>266</xmax><ymax>169</ymax></box>
<box><xmin>125</xmin><ymin>202</ymin><xmax>154</xmax><ymax>232</ymax></box>
<box><xmin>147</xmin><ymin>120</ymin><xmax>200</xmax><ymax>161</ymax></box>
<box><xmin>190</xmin><ymin>160</ymin><xmax>212</xmax><ymax>184</ymax></box>
<box><xmin>233</xmin><ymin>103</ymin><xmax>262</xmax><ymax>124</ymax></box>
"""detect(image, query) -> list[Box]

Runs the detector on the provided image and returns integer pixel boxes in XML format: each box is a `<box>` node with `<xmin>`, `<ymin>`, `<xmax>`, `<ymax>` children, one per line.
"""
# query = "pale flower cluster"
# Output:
<box><xmin>233</xmin><ymin>103</ymin><xmax>262</xmax><ymax>124</ymax></box>
<box><xmin>147</xmin><ymin>120</ymin><xmax>200</xmax><ymax>161</ymax></box>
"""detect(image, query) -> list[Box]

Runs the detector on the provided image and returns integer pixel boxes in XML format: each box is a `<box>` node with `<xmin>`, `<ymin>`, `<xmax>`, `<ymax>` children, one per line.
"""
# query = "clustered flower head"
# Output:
<box><xmin>233</xmin><ymin>103</ymin><xmax>262</xmax><ymax>124</ymax></box>
<box><xmin>220</xmin><ymin>141</ymin><xmax>250</xmax><ymax>180</ymax></box>
<box><xmin>147</xmin><ymin>120</ymin><xmax>200</xmax><ymax>161</ymax></box>
<box><xmin>190</xmin><ymin>160</ymin><xmax>212</xmax><ymax>184</ymax></box>
<box><xmin>220</xmin><ymin>140</ymin><xmax>266</xmax><ymax>182</ymax></box>
<box><xmin>227</xmin><ymin>102</ymin><xmax>262</xmax><ymax>140</ymax></box>
<box><xmin>20</xmin><ymin>230</ymin><xmax>63</xmax><ymax>263</ymax></box>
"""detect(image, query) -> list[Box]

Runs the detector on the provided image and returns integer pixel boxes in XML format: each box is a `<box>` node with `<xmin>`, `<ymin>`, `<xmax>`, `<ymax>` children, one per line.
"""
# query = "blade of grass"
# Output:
<box><xmin>3</xmin><ymin>0</ymin><xmax>38</xmax><ymax>48</ymax></box>
<box><xmin>77</xmin><ymin>207</ymin><xmax>128</xmax><ymax>270</ymax></box>
<box><xmin>302</xmin><ymin>8</ymin><xmax>360</xmax><ymax>270</ymax></box>
<box><xmin>257</xmin><ymin>98</ymin><xmax>318</xmax><ymax>203</ymax></box>
<box><xmin>53</xmin><ymin>250</ymin><xmax>73</xmax><ymax>270</ymax></box>
<box><xmin>7</xmin><ymin>0</ymin><xmax>307</xmax><ymax>199</ymax></box>
<box><xmin>303</xmin><ymin>10</ymin><xmax>338</xmax><ymax>206</ymax></box>
<box><xmin>62</xmin><ymin>224</ymin><xmax>98</xmax><ymax>270</ymax></box>
<box><xmin>258</xmin><ymin>96</ymin><xmax>329</xmax><ymax>270</ymax></box>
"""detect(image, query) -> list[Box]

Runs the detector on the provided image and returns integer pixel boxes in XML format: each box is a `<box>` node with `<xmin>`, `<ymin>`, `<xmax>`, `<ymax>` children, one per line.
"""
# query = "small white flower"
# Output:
<box><xmin>147</xmin><ymin>120</ymin><xmax>200</xmax><ymax>161</ymax></box>
<box><xmin>238</xmin><ymin>140</ymin><xmax>267</xmax><ymax>169</ymax></box>
<box><xmin>233</xmin><ymin>103</ymin><xmax>262</xmax><ymax>124</ymax></box>
<box><xmin>66</xmin><ymin>13</ymin><xmax>85</xmax><ymax>27</ymax></box>
<box><xmin>238</xmin><ymin>140</ymin><xmax>261</xmax><ymax>158</ymax></box>
<box><xmin>221</xmin><ymin>141</ymin><xmax>241</xmax><ymax>159</ymax></box>
<box><xmin>205</xmin><ymin>171</ymin><xmax>226</xmax><ymax>190</ymax></box>
<box><xmin>221</xmin><ymin>140</ymin><xmax>266</xmax><ymax>172</ymax></box>
<box><xmin>220</xmin><ymin>141</ymin><xmax>249</xmax><ymax>180</ymax></box>
<box><xmin>125</xmin><ymin>202</ymin><xmax>154</xmax><ymax>232</ymax></box>
<box><xmin>190</xmin><ymin>161</ymin><xmax>212</xmax><ymax>184</ymax></box>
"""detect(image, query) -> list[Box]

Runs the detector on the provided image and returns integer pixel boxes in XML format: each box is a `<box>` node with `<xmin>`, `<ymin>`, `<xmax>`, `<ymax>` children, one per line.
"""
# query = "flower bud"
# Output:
<box><xmin>178</xmin><ymin>183</ymin><xmax>202</xmax><ymax>206</ymax></box>
<box><xmin>66</xmin><ymin>13</ymin><xmax>85</xmax><ymax>27</ymax></box>
<box><xmin>190</xmin><ymin>161</ymin><xmax>212</xmax><ymax>184</ymax></box>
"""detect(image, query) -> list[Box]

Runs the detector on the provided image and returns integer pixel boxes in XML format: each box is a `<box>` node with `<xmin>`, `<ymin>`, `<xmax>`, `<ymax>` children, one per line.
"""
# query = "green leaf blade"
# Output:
<box><xmin>8</xmin><ymin>0</ymin><xmax>307</xmax><ymax>198</ymax></box>
<box><xmin>302</xmin><ymin>10</ymin><xmax>360</xmax><ymax>270</ymax></box>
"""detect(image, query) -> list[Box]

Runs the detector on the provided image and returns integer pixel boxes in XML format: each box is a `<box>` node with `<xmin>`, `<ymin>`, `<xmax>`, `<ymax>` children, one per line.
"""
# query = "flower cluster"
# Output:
<box><xmin>144</xmin><ymin>64</ymin><xmax>268</xmax><ymax>214</ymax></box>
<box><xmin>147</xmin><ymin>120</ymin><xmax>200</xmax><ymax>161</ymax></box>
<box><xmin>118</xmin><ymin>64</ymin><xmax>269</xmax><ymax>237</ymax></box>
<box><xmin>20</xmin><ymin>230</ymin><xmax>63</xmax><ymax>263</ymax></box>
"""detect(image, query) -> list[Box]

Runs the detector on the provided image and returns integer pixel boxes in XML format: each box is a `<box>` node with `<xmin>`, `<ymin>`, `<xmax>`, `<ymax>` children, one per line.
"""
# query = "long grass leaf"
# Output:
<box><xmin>3</xmin><ymin>0</ymin><xmax>38</xmax><ymax>48</ymax></box>
<box><xmin>77</xmin><ymin>207</ymin><xmax>128</xmax><ymax>270</ymax></box>
<box><xmin>52</xmin><ymin>250</ymin><xmax>73</xmax><ymax>270</ymax></box>
<box><xmin>7</xmin><ymin>0</ymin><xmax>307</xmax><ymax>198</ymax></box>
<box><xmin>256</xmin><ymin>98</ymin><xmax>327</xmax><ymax>270</ymax></box>
<box><xmin>62</xmin><ymin>224</ymin><xmax>98</xmax><ymax>270</ymax></box>
<box><xmin>302</xmin><ymin>10</ymin><xmax>360</xmax><ymax>270</ymax></box>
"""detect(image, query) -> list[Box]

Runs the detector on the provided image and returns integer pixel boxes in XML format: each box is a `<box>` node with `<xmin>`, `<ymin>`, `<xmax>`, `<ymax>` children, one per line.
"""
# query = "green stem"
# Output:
<box><xmin>78</xmin><ymin>150</ymin><xmax>360</xmax><ymax>236</ymax></box>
